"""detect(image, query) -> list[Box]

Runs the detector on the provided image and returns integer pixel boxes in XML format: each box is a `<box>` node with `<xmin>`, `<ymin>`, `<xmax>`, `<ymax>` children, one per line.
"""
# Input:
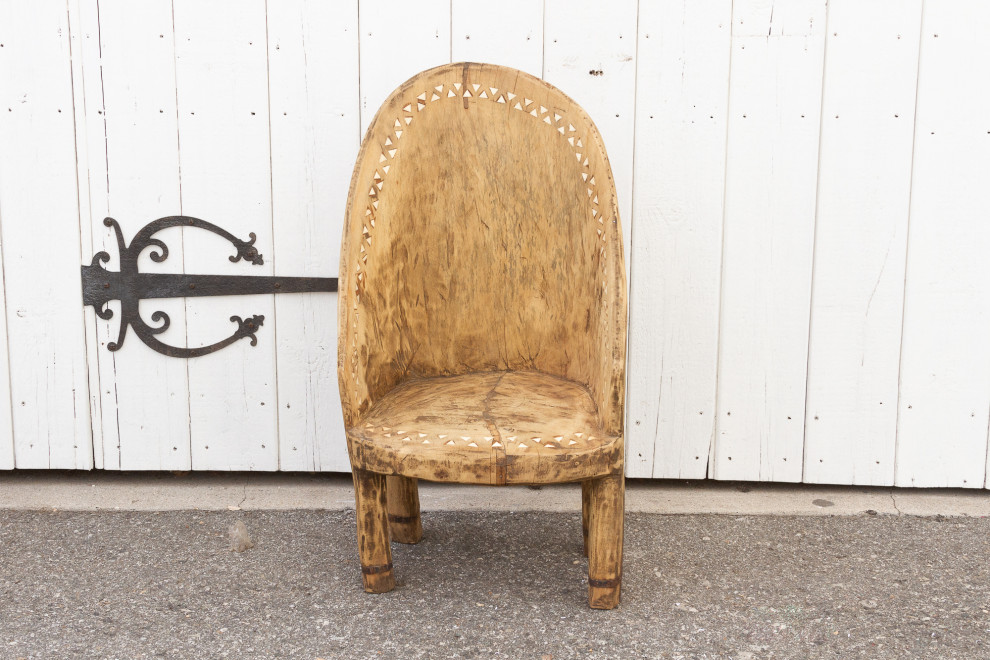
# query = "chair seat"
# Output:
<box><xmin>346</xmin><ymin>371</ymin><xmax>622</xmax><ymax>485</ymax></box>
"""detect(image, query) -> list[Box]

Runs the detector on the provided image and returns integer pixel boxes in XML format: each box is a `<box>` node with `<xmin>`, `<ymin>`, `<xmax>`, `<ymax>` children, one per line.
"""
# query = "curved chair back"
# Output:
<box><xmin>339</xmin><ymin>62</ymin><xmax>626</xmax><ymax>435</ymax></box>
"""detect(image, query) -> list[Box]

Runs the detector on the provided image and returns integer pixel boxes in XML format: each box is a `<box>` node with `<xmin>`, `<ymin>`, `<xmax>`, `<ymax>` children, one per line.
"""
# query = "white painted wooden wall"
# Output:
<box><xmin>0</xmin><ymin>0</ymin><xmax>987</xmax><ymax>487</ymax></box>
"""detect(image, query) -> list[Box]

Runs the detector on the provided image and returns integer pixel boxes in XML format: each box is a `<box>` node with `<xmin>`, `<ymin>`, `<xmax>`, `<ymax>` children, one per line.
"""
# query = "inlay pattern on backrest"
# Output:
<box><xmin>347</xmin><ymin>75</ymin><xmax>611</xmax><ymax>388</ymax></box>
<box><xmin>339</xmin><ymin>63</ymin><xmax>625</xmax><ymax>440</ymax></box>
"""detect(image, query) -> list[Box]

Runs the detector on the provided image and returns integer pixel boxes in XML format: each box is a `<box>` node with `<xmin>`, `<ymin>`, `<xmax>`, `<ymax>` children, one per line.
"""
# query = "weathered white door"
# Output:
<box><xmin>74</xmin><ymin>0</ymin><xmax>357</xmax><ymax>471</ymax></box>
<box><xmin>1</xmin><ymin>0</ymin><xmax>988</xmax><ymax>487</ymax></box>
<box><xmin>0</xmin><ymin>3</ymin><xmax>92</xmax><ymax>469</ymax></box>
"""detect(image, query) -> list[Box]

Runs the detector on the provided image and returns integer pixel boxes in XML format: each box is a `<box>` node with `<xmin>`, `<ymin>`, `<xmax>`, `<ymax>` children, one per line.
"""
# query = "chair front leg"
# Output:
<box><xmin>387</xmin><ymin>475</ymin><xmax>423</xmax><ymax>544</ymax></box>
<box><xmin>587</xmin><ymin>473</ymin><xmax>624</xmax><ymax>609</ymax></box>
<box><xmin>352</xmin><ymin>468</ymin><xmax>395</xmax><ymax>593</ymax></box>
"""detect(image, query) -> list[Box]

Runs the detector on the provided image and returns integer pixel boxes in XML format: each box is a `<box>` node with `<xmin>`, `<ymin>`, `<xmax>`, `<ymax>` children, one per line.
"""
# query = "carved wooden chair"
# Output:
<box><xmin>338</xmin><ymin>62</ymin><xmax>627</xmax><ymax>609</ymax></box>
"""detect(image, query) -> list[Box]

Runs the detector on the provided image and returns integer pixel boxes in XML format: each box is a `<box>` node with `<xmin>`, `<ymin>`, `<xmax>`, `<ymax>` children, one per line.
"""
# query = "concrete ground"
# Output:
<box><xmin>1</xmin><ymin>472</ymin><xmax>989</xmax><ymax>659</ymax></box>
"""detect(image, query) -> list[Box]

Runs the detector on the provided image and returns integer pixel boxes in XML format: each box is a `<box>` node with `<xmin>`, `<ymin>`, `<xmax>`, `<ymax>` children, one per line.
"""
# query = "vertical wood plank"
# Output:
<box><xmin>896</xmin><ymin>4</ymin><xmax>990</xmax><ymax>488</ymax></box>
<box><xmin>626</xmin><ymin>0</ymin><xmax>732</xmax><ymax>478</ymax></box>
<box><xmin>450</xmin><ymin>0</ymin><xmax>543</xmax><ymax>78</ymax></box>
<box><xmin>543</xmin><ymin>0</ymin><xmax>637</xmax><ymax>270</ymax></box>
<box><xmin>268</xmin><ymin>0</ymin><xmax>358</xmax><ymax>472</ymax></box>
<box><xmin>0</xmin><ymin>2</ymin><xmax>93</xmax><ymax>469</ymax></box>
<box><xmin>713</xmin><ymin>0</ymin><xmax>826</xmax><ymax>482</ymax></box>
<box><xmin>358</xmin><ymin>0</ymin><xmax>450</xmax><ymax>135</ymax></box>
<box><xmin>79</xmin><ymin>0</ymin><xmax>192</xmax><ymax>470</ymax></box>
<box><xmin>173</xmin><ymin>0</ymin><xmax>278</xmax><ymax>470</ymax></box>
<box><xmin>0</xmin><ymin>229</ymin><xmax>12</xmax><ymax>469</ymax></box>
<box><xmin>803</xmin><ymin>0</ymin><xmax>922</xmax><ymax>486</ymax></box>
<box><xmin>68</xmin><ymin>0</ymin><xmax>106</xmax><ymax>468</ymax></box>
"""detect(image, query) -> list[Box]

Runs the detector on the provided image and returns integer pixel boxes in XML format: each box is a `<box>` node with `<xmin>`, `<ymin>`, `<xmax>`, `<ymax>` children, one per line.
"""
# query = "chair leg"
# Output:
<box><xmin>352</xmin><ymin>468</ymin><xmax>395</xmax><ymax>593</ymax></box>
<box><xmin>581</xmin><ymin>480</ymin><xmax>591</xmax><ymax>557</ymax></box>
<box><xmin>586</xmin><ymin>473</ymin><xmax>624</xmax><ymax>609</ymax></box>
<box><xmin>387</xmin><ymin>475</ymin><xmax>423</xmax><ymax>544</ymax></box>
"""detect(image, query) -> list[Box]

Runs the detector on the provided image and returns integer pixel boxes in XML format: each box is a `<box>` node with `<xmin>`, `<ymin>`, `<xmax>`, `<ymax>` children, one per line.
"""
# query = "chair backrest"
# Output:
<box><xmin>339</xmin><ymin>63</ymin><xmax>626</xmax><ymax>436</ymax></box>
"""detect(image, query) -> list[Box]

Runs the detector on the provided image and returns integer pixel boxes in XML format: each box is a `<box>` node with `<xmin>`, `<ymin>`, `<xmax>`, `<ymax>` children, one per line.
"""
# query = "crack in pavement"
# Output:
<box><xmin>237</xmin><ymin>479</ymin><xmax>249</xmax><ymax>509</ymax></box>
<box><xmin>889</xmin><ymin>489</ymin><xmax>903</xmax><ymax>515</ymax></box>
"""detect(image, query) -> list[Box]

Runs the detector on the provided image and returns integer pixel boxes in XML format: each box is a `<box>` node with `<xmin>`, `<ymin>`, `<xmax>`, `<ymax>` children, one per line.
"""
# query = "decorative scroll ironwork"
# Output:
<box><xmin>81</xmin><ymin>216</ymin><xmax>337</xmax><ymax>358</ymax></box>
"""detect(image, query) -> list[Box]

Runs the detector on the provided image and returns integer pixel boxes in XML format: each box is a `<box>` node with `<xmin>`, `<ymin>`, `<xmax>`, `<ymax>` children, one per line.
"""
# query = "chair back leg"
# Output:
<box><xmin>387</xmin><ymin>475</ymin><xmax>423</xmax><ymax>544</ymax></box>
<box><xmin>581</xmin><ymin>480</ymin><xmax>592</xmax><ymax>557</ymax></box>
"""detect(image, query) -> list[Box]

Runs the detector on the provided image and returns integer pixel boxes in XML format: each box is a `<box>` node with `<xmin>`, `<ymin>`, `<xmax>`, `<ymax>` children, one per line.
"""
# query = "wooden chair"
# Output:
<box><xmin>338</xmin><ymin>62</ymin><xmax>627</xmax><ymax>609</ymax></box>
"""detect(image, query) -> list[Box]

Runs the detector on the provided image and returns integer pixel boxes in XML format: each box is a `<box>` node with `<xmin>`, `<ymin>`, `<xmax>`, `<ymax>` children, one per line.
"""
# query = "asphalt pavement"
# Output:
<box><xmin>2</xmin><ymin>500</ymin><xmax>989</xmax><ymax>659</ymax></box>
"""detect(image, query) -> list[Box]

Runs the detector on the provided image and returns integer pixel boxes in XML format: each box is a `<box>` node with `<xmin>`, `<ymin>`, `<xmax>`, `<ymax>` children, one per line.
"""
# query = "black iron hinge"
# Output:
<box><xmin>81</xmin><ymin>216</ymin><xmax>337</xmax><ymax>358</ymax></box>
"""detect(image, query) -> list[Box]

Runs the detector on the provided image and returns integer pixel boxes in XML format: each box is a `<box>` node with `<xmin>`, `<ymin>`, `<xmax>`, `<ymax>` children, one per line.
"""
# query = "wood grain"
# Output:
<box><xmin>587</xmin><ymin>473</ymin><xmax>624</xmax><ymax>609</ymax></box>
<box><xmin>82</xmin><ymin>0</ymin><xmax>191</xmax><ymax>470</ymax></box>
<box><xmin>352</xmin><ymin>468</ymin><xmax>395</xmax><ymax>593</ymax></box>
<box><xmin>895</xmin><ymin>4</ymin><xmax>990</xmax><ymax>488</ymax></box>
<box><xmin>67</xmin><ymin>0</ymin><xmax>107</xmax><ymax>469</ymax></box>
<box><xmin>803</xmin><ymin>0</ymin><xmax>922</xmax><ymax>486</ymax></box>
<box><xmin>714</xmin><ymin>0</ymin><xmax>826</xmax><ymax>482</ymax></box>
<box><xmin>173</xmin><ymin>0</ymin><xmax>278</xmax><ymax>470</ymax></box>
<box><xmin>347</xmin><ymin>371</ymin><xmax>622</xmax><ymax>485</ymax></box>
<box><xmin>627</xmin><ymin>0</ymin><xmax>732</xmax><ymax>479</ymax></box>
<box><xmin>581</xmin><ymin>480</ymin><xmax>592</xmax><ymax>557</ymax></box>
<box><xmin>339</xmin><ymin>63</ymin><xmax>627</xmax><ymax>607</ymax></box>
<box><xmin>386</xmin><ymin>475</ymin><xmax>422</xmax><ymax>544</ymax></box>
<box><xmin>339</xmin><ymin>63</ymin><xmax>626</xmax><ymax>436</ymax></box>
<box><xmin>0</xmin><ymin>1</ymin><xmax>92</xmax><ymax>468</ymax></box>
<box><xmin>268</xmin><ymin>0</ymin><xmax>357</xmax><ymax>472</ymax></box>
